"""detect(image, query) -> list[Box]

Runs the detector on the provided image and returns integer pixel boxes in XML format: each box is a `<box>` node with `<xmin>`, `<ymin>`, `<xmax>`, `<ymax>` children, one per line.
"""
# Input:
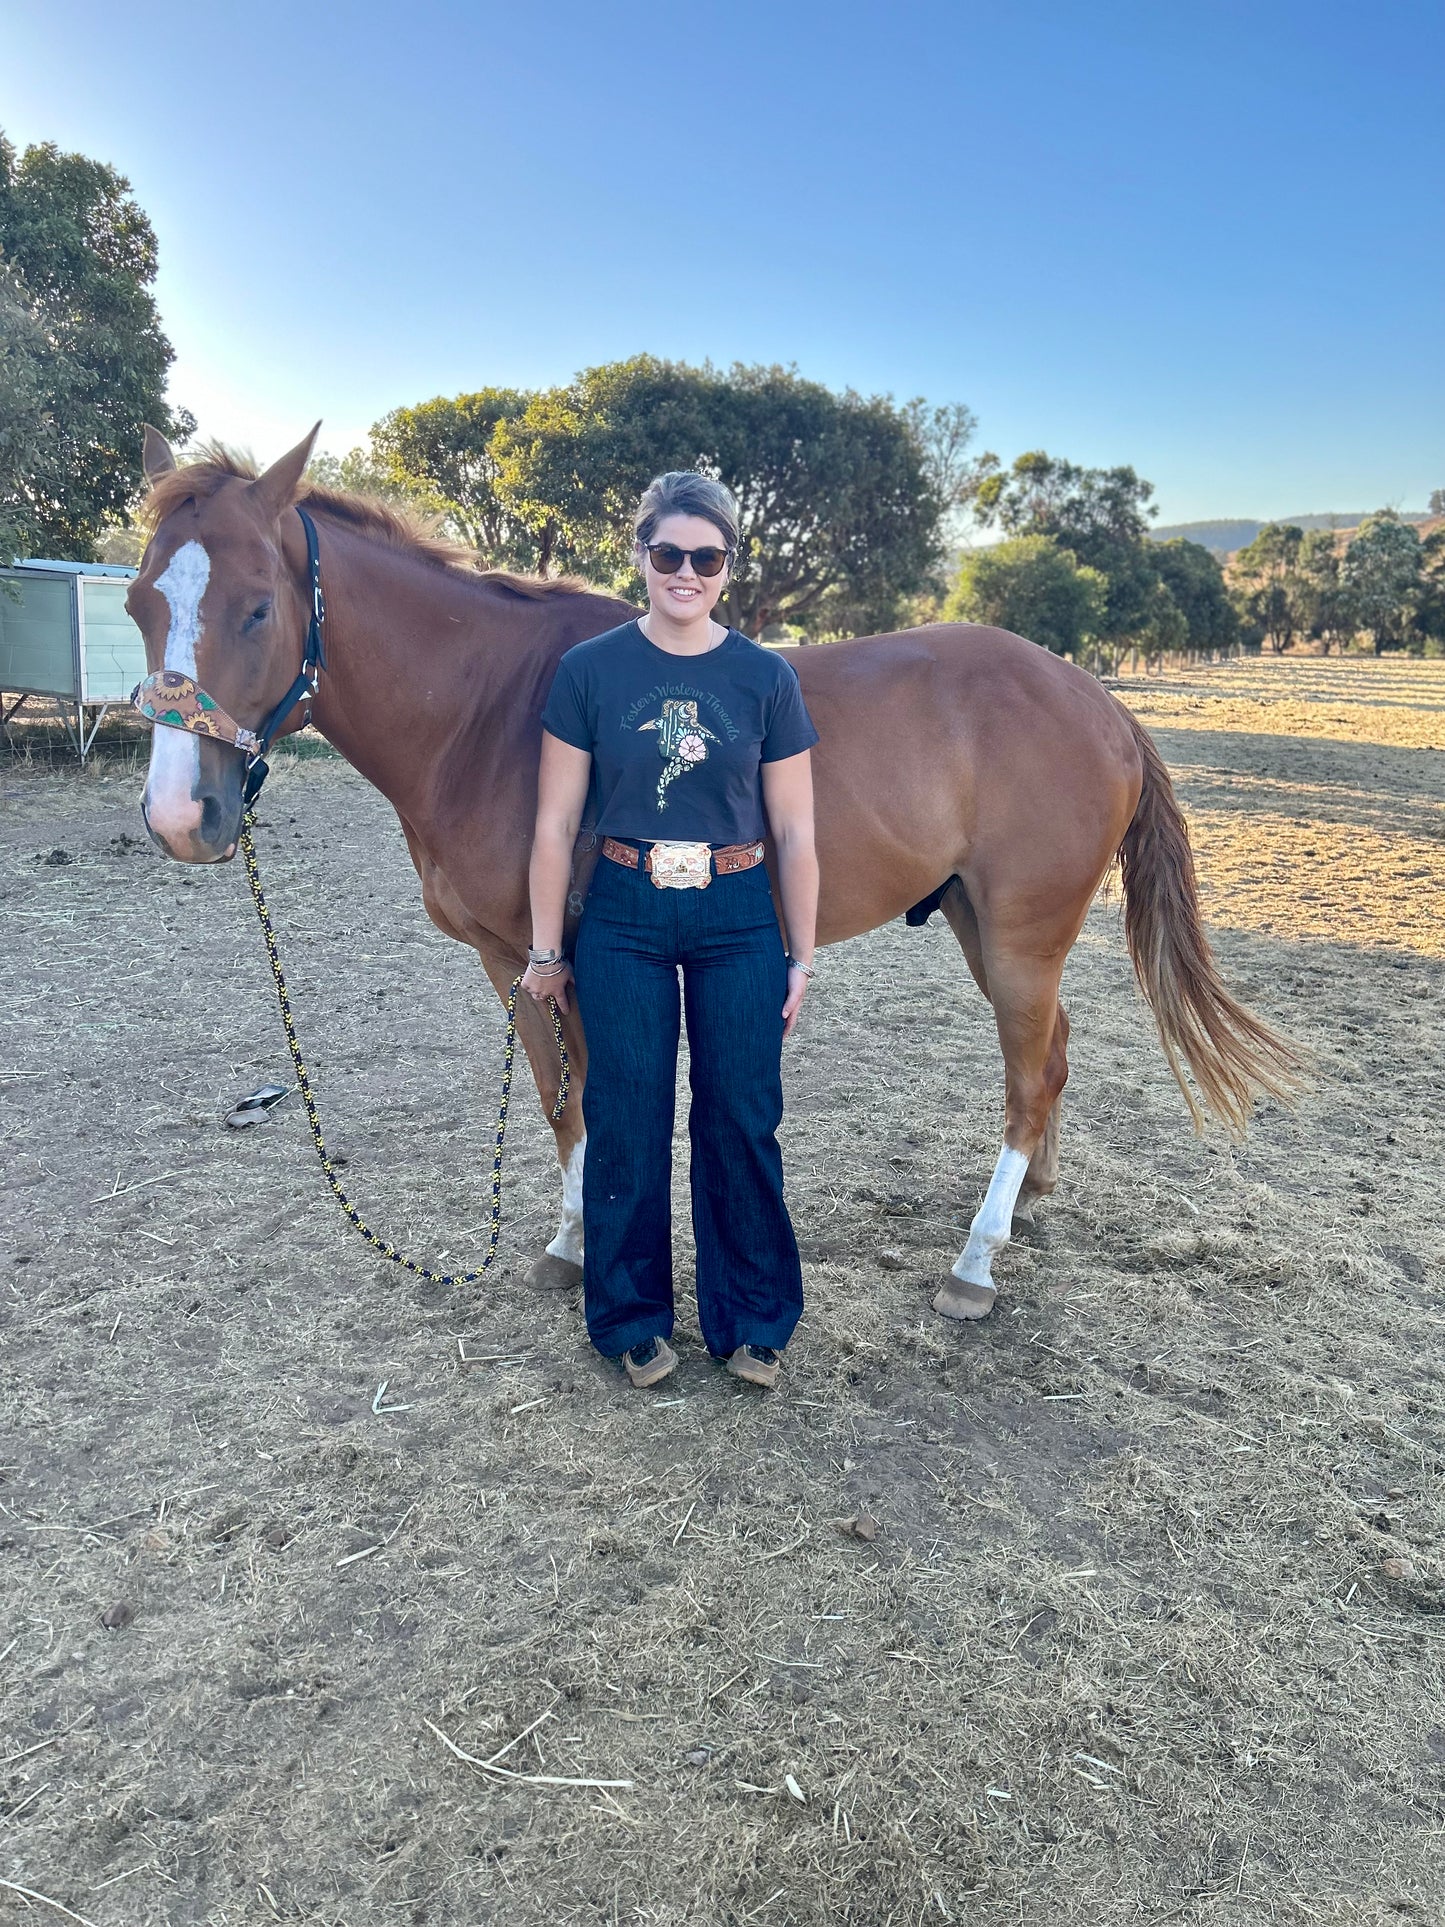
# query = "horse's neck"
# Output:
<box><xmin>302</xmin><ymin>528</ymin><xmax>630</xmax><ymax>928</ymax></box>
<box><xmin>307</xmin><ymin>526</ymin><xmax>536</xmax><ymax>827</ymax></box>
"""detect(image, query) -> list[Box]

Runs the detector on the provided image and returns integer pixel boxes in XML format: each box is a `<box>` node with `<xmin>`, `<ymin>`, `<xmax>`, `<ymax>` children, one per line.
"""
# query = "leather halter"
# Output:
<box><xmin>131</xmin><ymin>505</ymin><xmax>328</xmax><ymax>807</ymax></box>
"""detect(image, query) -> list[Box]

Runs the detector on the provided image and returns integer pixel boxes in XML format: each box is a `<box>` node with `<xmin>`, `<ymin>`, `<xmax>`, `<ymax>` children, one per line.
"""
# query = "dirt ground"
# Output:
<box><xmin>2</xmin><ymin>655</ymin><xmax>1442</xmax><ymax>1927</ymax></box>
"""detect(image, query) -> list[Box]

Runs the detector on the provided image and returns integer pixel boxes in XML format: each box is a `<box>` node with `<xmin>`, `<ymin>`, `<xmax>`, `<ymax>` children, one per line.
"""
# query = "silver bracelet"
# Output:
<box><xmin>528</xmin><ymin>956</ymin><xmax>567</xmax><ymax>977</ymax></box>
<box><xmin>786</xmin><ymin>954</ymin><xmax>816</xmax><ymax>978</ymax></box>
<box><xmin>528</xmin><ymin>945</ymin><xmax>561</xmax><ymax>966</ymax></box>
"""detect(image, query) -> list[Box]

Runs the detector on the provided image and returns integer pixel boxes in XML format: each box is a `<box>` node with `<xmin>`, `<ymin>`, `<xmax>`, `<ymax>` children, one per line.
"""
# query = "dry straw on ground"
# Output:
<box><xmin>1</xmin><ymin>657</ymin><xmax>1442</xmax><ymax>1925</ymax></box>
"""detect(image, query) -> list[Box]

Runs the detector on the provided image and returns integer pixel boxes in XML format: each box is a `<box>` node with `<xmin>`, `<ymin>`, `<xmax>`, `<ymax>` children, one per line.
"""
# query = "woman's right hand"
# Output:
<box><xmin>521</xmin><ymin>961</ymin><xmax>573</xmax><ymax>1014</ymax></box>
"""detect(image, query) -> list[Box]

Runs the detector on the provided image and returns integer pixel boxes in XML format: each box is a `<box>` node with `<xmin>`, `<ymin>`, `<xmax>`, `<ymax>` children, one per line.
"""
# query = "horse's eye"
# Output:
<box><xmin>244</xmin><ymin>600</ymin><xmax>271</xmax><ymax>632</ymax></box>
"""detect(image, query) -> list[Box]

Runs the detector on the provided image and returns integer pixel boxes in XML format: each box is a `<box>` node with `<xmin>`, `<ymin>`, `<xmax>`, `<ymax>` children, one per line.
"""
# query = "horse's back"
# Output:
<box><xmin>787</xmin><ymin>622</ymin><xmax>1131</xmax><ymax>745</ymax></box>
<box><xmin>788</xmin><ymin>624</ymin><xmax>1144</xmax><ymax>943</ymax></box>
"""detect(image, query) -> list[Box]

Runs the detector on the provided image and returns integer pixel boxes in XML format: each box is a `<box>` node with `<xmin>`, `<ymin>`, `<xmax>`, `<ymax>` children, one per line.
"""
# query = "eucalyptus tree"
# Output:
<box><xmin>1231</xmin><ymin>524</ymin><xmax>1308</xmax><ymax>653</ymax></box>
<box><xmin>973</xmin><ymin>451</ymin><xmax>1162</xmax><ymax>643</ymax></box>
<box><xmin>492</xmin><ymin>355</ymin><xmax>943</xmax><ymax>634</ymax></box>
<box><xmin>0</xmin><ymin>130</ymin><xmax>190</xmax><ymax>558</ymax></box>
<box><xmin>1342</xmin><ymin>512</ymin><xmax>1423</xmax><ymax>654</ymax></box>
<box><xmin>944</xmin><ymin>535</ymin><xmax>1106</xmax><ymax>657</ymax></box>
<box><xmin>369</xmin><ymin>389</ymin><xmax>541</xmax><ymax>564</ymax></box>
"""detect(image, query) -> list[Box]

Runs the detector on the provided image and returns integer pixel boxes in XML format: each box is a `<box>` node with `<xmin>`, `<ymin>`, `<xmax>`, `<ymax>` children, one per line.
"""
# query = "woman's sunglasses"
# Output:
<box><xmin>644</xmin><ymin>542</ymin><xmax>732</xmax><ymax>579</ymax></box>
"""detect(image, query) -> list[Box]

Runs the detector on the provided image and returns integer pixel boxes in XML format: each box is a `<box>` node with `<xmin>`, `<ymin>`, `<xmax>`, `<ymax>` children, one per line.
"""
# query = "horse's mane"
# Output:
<box><xmin>140</xmin><ymin>445</ymin><xmax>592</xmax><ymax>601</ymax></box>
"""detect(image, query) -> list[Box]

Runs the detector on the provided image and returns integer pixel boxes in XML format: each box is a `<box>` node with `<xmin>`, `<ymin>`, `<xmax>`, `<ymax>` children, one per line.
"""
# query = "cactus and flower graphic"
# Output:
<box><xmin>638</xmin><ymin>699</ymin><xmax>721</xmax><ymax>811</ymax></box>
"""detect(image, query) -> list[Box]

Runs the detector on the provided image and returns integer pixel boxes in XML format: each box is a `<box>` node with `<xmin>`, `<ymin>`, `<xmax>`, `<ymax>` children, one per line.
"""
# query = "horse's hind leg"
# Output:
<box><xmin>939</xmin><ymin>879</ymin><xmax>991</xmax><ymax>999</ymax></box>
<box><xmin>939</xmin><ymin>882</ymin><xmax>1067</xmax><ymax>1227</ymax></box>
<box><xmin>1017</xmin><ymin>1002</ymin><xmax>1069</xmax><ymax>1222</ymax></box>
<box><xmin>934</xmin><ymin>949</ymin><xmax>1070</xmax><ymax>1322</ymax></box>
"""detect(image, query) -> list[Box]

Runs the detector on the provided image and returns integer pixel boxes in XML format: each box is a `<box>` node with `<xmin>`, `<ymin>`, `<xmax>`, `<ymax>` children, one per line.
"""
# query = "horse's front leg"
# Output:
<box><xmin>473</xmin><ymin>942</ymin><xmax>588</xmax><ymax>1292</ymax></box>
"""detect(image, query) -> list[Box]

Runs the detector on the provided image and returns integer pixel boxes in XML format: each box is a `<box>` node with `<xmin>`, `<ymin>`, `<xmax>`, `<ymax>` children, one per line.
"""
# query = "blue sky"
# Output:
<box><xmin>5</xmin><ymin>0</ymin><xmax>1441</xmax><ymax>524</ymax></box>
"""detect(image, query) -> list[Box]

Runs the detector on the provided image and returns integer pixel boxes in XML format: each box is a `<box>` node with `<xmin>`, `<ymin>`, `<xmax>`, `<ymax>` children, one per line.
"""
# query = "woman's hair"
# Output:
<box><xmin>633</xmin><ymin>471</ymin><xmax>740</xmax><ymax>553</ymax></box>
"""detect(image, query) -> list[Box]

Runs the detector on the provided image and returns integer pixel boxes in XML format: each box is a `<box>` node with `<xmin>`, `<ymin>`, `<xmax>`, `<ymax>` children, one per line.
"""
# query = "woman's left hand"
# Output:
<box><xmin>522</xmin><ymin>960</ymin><xmax>573</xmax><ymax>1014</ymax></box>
<box><xmin>783</xmin><ymin>964</ymin><xmax>810</xmax><ymax>1039</ymax></box>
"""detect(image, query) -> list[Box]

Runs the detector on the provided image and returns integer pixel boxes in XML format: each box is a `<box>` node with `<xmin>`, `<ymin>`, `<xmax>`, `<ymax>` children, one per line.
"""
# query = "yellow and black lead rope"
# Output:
<box><xmin>238</xmin><ymin>810</ymin><xmax>569</xmax><ymax>1286</ymax></box>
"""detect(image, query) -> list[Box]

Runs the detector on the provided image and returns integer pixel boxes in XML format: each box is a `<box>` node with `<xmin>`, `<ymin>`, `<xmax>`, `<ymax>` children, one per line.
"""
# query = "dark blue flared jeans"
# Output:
<box><xmin>572</xmin><ymin>853</ymin><xmax>804</xmax><ymax>1360</ymax></box>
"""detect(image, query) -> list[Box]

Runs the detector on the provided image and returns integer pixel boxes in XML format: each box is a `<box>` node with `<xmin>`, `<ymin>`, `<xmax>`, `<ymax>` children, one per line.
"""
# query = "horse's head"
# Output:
<box><xmin>127</xmin><ymin>424</ymin><xmax>320</xmax><ymax>862</ymax></box>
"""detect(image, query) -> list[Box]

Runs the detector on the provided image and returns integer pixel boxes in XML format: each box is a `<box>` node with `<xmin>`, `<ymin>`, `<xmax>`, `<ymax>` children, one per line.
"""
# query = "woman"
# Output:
<box><xmin>521</xmin><ymin>472</ymin><xmax>819</xmax><ymax>1391</ymax></box>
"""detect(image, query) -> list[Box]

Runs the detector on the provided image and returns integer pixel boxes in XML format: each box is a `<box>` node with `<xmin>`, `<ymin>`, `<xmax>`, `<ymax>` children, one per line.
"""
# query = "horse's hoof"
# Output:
<box><xmin>525</xmin><ymin>1253</ymin><xmax>582</xmax><ymax>1292</ymax></box>
<box><xmin>1012</xmin><ymin>1196</ymin><xmax>1036</xmax><ymax>1226</ymax></box>
<box><xmin>933</xmin><ymin>1278</ymin><xmax>997</xmax><ymax>1322</ymax></box>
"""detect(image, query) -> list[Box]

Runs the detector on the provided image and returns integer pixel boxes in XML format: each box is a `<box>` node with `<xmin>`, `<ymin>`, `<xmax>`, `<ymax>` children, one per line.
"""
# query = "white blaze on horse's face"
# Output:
<box><xmin>142</xmin><ymin>541</ymin><xmax>211</xmax><ymax>850</ymax></box>
<box><xmin>157</xmin><ymin>540</ymin><xmax>210</xmax><ymax>675</ymax></box>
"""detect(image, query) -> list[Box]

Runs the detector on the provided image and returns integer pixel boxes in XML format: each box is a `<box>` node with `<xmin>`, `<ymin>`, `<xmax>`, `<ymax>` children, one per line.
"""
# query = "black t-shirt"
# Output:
<box><xmin>541</xmin><ymin>620</ymin><xmax>819</xmax><ymax>844</ymax></box>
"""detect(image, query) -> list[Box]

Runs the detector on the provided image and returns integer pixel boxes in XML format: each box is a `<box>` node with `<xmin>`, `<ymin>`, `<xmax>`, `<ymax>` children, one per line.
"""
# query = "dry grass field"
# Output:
<box><xmin>1</xmin><ymin>655</ymin><xmax>1442</xmax><ymax>1927</ymax></box>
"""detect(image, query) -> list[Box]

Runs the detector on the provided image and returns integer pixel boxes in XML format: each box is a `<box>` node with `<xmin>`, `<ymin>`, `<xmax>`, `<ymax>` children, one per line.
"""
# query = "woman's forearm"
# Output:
<box><xmin>775</xmin><ymin>832</ymin><xmax>819</xmax><ymax>964</ymax></box>
<box><xmin>528</xmin><ymin>826</ymin><xmax>575</xmax><ymax>954</ymax></box>
<box><xmin>524</xmin><ymin>737</ymin><xmax>591</xmax><ymax>987</ymax></box>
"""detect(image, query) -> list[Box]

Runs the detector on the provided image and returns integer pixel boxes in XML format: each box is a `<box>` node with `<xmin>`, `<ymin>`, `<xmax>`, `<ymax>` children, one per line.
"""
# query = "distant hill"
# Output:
<box><xmin>1152</xmin><ymin>512</ymin><xmax>1431</xmax><ymax>556</ymax></box>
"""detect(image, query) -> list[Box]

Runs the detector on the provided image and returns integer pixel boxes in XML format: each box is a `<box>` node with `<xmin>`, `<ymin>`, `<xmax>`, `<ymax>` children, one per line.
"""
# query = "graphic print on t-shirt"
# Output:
<box><xmin>637</xmin><ymin>698</ymin><xmax>720</xmax><ymax>812</ymax></box>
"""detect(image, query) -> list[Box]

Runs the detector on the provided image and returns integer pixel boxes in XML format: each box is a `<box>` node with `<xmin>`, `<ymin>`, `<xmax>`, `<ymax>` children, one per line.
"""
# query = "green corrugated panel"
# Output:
<box><xmin>78</xmin><ymin>577</ymin><xmax>147</xmax><ymax>701</ymax></box>
<box><xmin>0</xmin><ymin>571</ymin><xmax>76</xmax><ymax>697</ymax></box>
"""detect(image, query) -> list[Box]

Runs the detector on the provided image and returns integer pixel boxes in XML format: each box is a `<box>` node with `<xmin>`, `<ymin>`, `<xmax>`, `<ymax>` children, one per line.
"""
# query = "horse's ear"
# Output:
<box><xmin>248</xmin><ymin>423</ymin><xmax>321</xmax><ymax>521</ymax></box>
<box><xmin>142</xmin><ymin>425</ymin><xmax>178</xmax><ymax>483</ymax></box>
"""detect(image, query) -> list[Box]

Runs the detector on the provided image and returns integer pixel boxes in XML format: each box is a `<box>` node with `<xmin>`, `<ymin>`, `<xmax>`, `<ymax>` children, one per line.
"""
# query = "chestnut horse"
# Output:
<box><xmin>127</xmin><ymin>428</ymin><xmax>1297</xmax><ymax>1321</ymax></box>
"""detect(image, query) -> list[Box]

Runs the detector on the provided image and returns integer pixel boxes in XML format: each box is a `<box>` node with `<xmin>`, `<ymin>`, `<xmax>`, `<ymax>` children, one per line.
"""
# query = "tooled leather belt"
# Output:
<box><xmin>601</xmin><ymin>836</ymin><xmax>766</xmax><ymax>890</ymax></box>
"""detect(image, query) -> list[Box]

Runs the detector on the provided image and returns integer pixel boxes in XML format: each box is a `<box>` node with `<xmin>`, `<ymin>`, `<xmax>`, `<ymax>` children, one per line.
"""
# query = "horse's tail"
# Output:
<box><xmin>1117</xmin><ymin>708</ymin><xmax>1302</xmax><ymax>1134</ymax></box>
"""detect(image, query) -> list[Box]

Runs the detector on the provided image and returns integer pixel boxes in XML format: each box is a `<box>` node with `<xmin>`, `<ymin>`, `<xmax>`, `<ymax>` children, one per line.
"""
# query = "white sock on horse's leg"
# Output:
<box><xmin>952</xmin><ymin>1145</ymin><xmax>1030</xmax><ymax>1292</ymax></box>
<box><xmin>544</xmin><ymin>1131</ymin><xmax>586</xmax><ymax>1266</ymax></box>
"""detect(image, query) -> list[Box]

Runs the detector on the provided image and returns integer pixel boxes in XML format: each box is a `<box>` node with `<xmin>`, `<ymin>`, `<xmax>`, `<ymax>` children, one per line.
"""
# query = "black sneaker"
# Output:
<box><xmin>621</xmin><ymin>1336</ymin><xmax>678</xmax><ymax>1388</ymax></box>
<box><xmin>726</xmin><ymin>1344</ymin><xmax>781</xmax><ymax>1388</ymax></box>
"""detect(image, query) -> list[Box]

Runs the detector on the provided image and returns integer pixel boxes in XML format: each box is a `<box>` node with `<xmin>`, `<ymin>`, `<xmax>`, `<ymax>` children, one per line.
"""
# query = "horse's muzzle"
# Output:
<box><xmin>140</xmin><ymin>794</ymin><xmax>239</xmax><ymax>863</ymax></box>
<box><xmin>140</xmin><ymin>726</ymin><xmax>246</xmax><ymax>863</ymax></box>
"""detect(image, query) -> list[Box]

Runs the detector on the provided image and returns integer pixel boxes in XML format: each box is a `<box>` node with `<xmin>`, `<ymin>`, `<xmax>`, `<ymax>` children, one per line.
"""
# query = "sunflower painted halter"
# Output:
<box><xmin>130</xmin><ymin>506</ymin><xmax>328</xmax><ymax>807</ymax></box>
<box><xmin>131</xmin><ymin>671</ymin><xmax>263</xmax><ymax>754</ymax></box>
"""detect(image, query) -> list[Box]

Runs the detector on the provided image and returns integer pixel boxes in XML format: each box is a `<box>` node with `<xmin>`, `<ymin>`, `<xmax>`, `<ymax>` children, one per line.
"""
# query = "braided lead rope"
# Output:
<box><xmin>237</xmin><ymin>811</ymin><xmax>569</xmax><ymax>1287</ymax></box>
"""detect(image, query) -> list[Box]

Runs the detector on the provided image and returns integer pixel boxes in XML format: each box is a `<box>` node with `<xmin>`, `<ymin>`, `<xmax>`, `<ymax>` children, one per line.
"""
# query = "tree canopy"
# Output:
<box><xmin>0</xmin><ymin>260</ymin><xmax>56</xmax><ymax>563</ymax></box>
<box><xmin>482</xmin><ymin>357</ymin><xmax>945</xmax><ymax>635</ymax></box>
<box><xmin>1295</xmin><ymin>529</ymin><xmax>1352</xmax><ymax>650</ymax></box>
<box><xmin>1151</xmin><ymin>538</ymin><xmax>1239</xmax><ymax>655</ymax></box>
<box><xmin>305</xmin><ymin>443</ymin><xmax>449</xmax><ymax>520</ymax></box>
<box><xmin>1340</xmin><ymin>512</ymin><xmax>1422</xmax><ymax>654</ymax></box>
<box><xmin>902</xmin><ymin>399</ymin><xmax>991</xmax><ymax>536</ymax></box>
<box><xmin>369</xmin><ymin>389</ymin><xmax>539</xmax><ymax>563</ymax></box>
<box><xmin>1226</xmin><ymin>514</ymin><xmax>1436</xmax><ymax>655</ymax></box>
<box><xmin>943</xmin><ymin>535</ymin><xmax>1105</xmax><ymax>657</ymax></box>
<box><xmin>1231</xmin><ymin>523</ymin><xmax>1306</xmax><ymax>653</ymax></box>
<box><xmin>973</xmin><ymin>451</ymin><xmax>1164</xmax><ymax>643</ymax></box>
<box><xmin>0</xmin><ymin>131</ymin><xmax>190</xmax><ymax>559</ymax></box>
<box><xmin>1416</xmin><ymin>528</ymin><xmax>1445</xmax><ymax>647</ymax></box>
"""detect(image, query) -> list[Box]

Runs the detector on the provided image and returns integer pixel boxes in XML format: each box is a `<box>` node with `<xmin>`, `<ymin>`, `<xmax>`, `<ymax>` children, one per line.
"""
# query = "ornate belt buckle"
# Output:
<box><xmin>648</xmin><ymin>840</ymin><xmax>713</xmax><ymax>890</ymax></box>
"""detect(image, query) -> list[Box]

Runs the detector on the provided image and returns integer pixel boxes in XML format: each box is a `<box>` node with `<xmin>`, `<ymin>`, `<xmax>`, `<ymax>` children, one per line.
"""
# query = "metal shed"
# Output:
<box><xmin>0</xmin><ymin>559</ymin><xmax>145</xmax><ymax>758</ymax></box>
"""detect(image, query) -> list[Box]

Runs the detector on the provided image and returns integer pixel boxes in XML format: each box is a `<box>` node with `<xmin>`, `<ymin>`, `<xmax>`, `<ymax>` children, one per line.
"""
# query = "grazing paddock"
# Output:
<box><xmin>1</xmin><ymin>655</ymin><xmax>1442</xmax><ymax>1926</ymax></box>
